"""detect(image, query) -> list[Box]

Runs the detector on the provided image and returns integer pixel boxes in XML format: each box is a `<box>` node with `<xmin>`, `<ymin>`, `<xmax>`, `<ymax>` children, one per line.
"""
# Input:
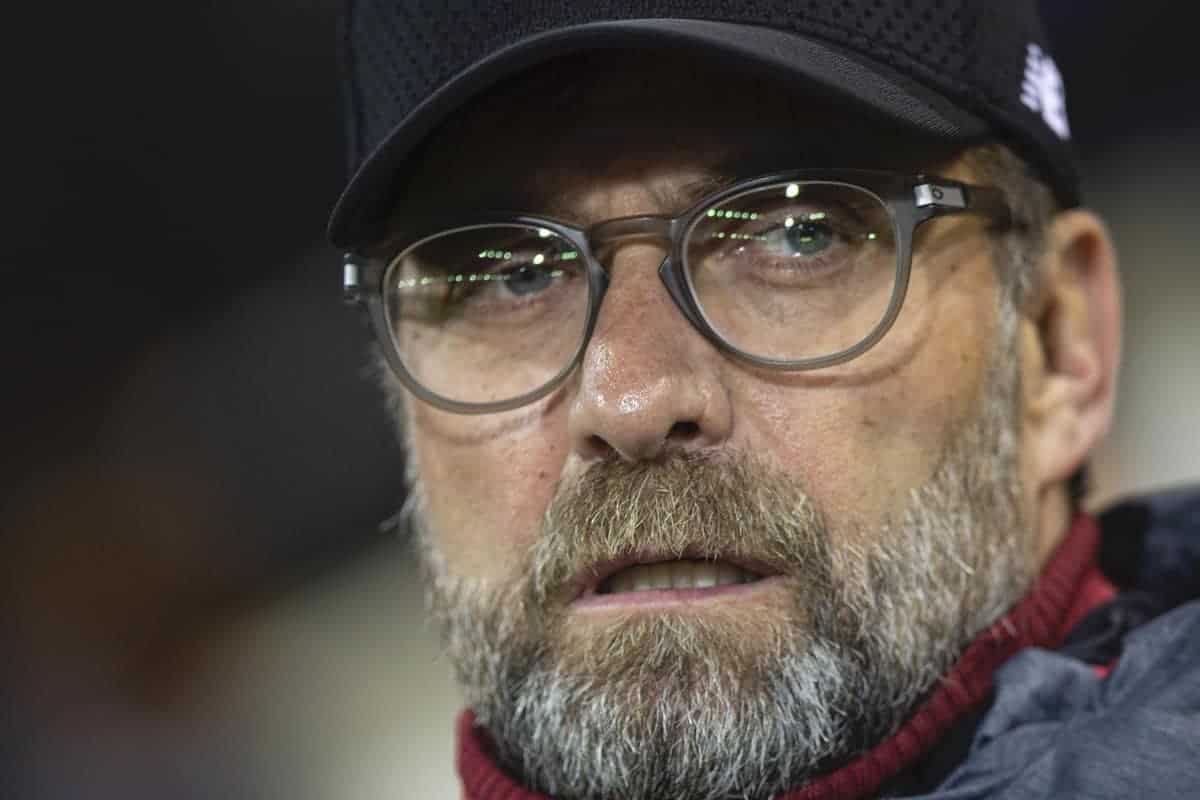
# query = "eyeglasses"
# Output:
<box><xmin>342</xmin><ymin>170</ymin><xmax>1010</xmax><ymax>414</ymax></box>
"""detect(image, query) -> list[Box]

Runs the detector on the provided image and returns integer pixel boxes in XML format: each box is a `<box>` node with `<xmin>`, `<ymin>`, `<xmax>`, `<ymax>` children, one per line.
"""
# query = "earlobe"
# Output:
<box><xmin>1023</xmin><ymin>210</ymin><xmax>1122</xmax><ymax>487</ymax></box>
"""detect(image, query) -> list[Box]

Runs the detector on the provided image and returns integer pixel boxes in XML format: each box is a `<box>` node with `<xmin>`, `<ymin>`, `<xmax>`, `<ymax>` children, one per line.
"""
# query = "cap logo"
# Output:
<box><xmin>1020</xmin><ymin>43</ymin><xmax>1071</xmax><ymax>141</ymax></box>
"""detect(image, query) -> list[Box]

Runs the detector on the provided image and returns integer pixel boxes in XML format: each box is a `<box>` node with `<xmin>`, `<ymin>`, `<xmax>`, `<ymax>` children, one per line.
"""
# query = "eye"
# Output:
<box><xmin>769</xmin><ymin>219</ymin><xmax>835</xmax><ymax>258</ymax></box>
<box><xmin>496</xmin><ymin>262</ymin><xmax>557</xmax><ymax>296</ymax></box>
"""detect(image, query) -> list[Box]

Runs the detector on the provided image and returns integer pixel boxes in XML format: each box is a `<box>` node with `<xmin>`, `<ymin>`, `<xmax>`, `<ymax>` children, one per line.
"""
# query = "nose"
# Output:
<box><xmin>567</xmin><ymin>241</ymin><xmax>733</xmax><ymax>463</ymax></box>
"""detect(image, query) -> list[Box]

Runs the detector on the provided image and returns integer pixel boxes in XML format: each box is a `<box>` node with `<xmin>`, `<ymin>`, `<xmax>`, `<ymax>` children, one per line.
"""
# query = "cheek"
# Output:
<box><xmin>739</xmin><ymin>385</ymin><xmax>940</xmax><ymax>531</ymax></box>
<box><xmin>737</xmin><ymin>253</ymin><xmax>999</xmax><ymax>529</ymax></box>
<box><xmin>411</xmin><ymin>404</ymin><xmax>569</xmax><ymax>581</ymax></box>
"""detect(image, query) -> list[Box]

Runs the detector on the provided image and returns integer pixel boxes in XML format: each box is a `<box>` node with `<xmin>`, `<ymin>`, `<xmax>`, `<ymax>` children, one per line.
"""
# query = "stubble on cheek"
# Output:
<box><xmin>409</xmin><ymin>404</ymin><xmax>567</xmax><ymax>583</ymax></box>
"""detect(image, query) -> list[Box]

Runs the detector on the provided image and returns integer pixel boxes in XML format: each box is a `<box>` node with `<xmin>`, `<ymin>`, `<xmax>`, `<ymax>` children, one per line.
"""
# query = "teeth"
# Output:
<box><xmin>690</xmin><ymin>565</ymin><xmax>718</xmax><ymax>589</ymax></box>
<box><xmin>672</xmin><ymin>563</ymin><xmax>697</xmax><ymax>589</ymax></box>
<box><xmin>651</xmin><ymin>566</ymin><xmax>673</xmax><ymax>590</ymax></box>
<box><xmin>609</xmin><ymin>571</ymin><xmax>634</xmax><ymax>594</ymax></box>
<box><xmin>601</xmin><ymin>560</ymin><xmax>759</xmax><ymax>594</ymax></box>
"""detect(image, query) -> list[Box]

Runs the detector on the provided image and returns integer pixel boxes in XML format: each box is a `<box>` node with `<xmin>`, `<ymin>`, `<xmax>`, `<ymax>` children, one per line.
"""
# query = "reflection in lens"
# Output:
<box><xmin>685</xmin><ymin>182</ymin><xmax>898</xmax><ymax>363</ymax></box>
<box><xmin>384</xmin><ymin>225</ymin><xmax>590</xmax><ymax>406</ymax></box>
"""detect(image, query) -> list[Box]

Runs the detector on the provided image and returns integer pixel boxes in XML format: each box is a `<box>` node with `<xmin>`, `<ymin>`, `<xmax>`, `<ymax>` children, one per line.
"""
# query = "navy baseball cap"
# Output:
<box><xmin>329</xmin><ymin>1</ymin><xmax>1078</xmax><ymax>249</ymax></box>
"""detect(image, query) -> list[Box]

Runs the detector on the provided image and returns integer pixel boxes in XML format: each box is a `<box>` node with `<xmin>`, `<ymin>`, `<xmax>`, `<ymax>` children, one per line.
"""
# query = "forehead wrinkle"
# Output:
<box><xmin>527</xmin><ymin>135</ymin><xmax>823</xmax><ymax>221</ymax></box>
<box><xmin>419</xmin><ymin>159</ymin><xmax>736</xmax><ymax>223</ymax></box>
<box><xmin>509</xmin><ymin>138</ymin><xmax>771</xmax><ymax>222</ymax></box>
<box><xmin>533</xmin><ymin>170</ymin><xmax>738</xmax><ymax>224</ymax></box>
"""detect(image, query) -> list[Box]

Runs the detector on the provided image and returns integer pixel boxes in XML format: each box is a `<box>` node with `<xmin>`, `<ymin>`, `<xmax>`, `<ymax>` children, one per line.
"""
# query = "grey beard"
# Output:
<box><xmin>411</xmin><ymin>309</ymin><xmax>1032</xmax><ymax>800</ymax></box>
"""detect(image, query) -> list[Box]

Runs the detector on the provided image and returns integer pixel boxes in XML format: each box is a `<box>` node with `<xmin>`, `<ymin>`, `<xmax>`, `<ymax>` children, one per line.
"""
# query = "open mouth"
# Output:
<box><xmin>596</xmin><ymin>559</ymin><xmax>763</xmax><ymax>594</ymax></box>
<box><xmin>572</xmin><ymin>555</ymin><xmax>778</xmax><ymax>610</ymax></box>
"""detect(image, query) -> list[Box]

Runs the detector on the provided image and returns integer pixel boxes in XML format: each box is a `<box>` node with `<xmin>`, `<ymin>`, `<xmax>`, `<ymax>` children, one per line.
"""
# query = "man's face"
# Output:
<box><xmin>393</xmin><ymin>53</ymin><xmax>1040</xmax><ymax>799</ymax></box>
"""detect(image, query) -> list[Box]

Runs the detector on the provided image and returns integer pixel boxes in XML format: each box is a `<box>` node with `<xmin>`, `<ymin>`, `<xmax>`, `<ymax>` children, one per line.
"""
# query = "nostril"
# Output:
<box><xmin>585</xmin><ymin>434</ymin><xmax>617</xmax><ymax>460</ymax></box>
<box><xmin>583</xmin><ymin>422</ymin><xmax>701</xmax><ymax>462</ymax></box>
<box><xmin>668</xmin><ymin>420</ymin><xmax>702</xmax><ymax>441</ymax></box>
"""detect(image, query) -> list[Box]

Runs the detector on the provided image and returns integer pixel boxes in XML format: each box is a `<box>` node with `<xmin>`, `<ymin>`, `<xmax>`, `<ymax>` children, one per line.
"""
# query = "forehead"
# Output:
<box><xmin>399</xmin><ymin>50</ymin><xmax>958</xmax><ymax>222</ymax></box>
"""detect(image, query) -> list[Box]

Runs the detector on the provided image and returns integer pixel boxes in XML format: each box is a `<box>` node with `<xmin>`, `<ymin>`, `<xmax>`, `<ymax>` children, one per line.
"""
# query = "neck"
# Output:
<box><xmin>1035</xmin><ymin>483</ymin><xmax>1074</xmax><ymax>568</ymax></box>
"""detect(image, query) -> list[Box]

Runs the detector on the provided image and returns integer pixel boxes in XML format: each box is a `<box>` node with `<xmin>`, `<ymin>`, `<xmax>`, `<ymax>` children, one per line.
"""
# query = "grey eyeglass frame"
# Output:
<box><xmin>342</xmin><ymin>170</ymin><xmax>1011</xmax><ymax>415</ymax></box>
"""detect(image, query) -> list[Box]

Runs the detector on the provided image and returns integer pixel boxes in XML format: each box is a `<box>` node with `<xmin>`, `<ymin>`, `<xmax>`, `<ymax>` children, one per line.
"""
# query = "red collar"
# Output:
<box><xmin>457</xmin><ymin>514</ymin><xmax>1115</xmax><ymax>800</ymax></box>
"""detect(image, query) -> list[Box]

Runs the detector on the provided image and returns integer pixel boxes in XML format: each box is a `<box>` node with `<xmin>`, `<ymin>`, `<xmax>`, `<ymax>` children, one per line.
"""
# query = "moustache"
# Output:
<box><xmin>527</xmin><ymin>451</ymin><xmax>836</xmax><ymax>610</ymax></box>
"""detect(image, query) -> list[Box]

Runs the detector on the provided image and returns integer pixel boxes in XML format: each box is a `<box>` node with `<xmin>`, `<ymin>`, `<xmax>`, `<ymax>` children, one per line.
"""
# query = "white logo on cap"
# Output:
<box><xmin>1021</xmin><ymin>43</ymin><xmax>1071</xmax><ymax>140</ymax></box>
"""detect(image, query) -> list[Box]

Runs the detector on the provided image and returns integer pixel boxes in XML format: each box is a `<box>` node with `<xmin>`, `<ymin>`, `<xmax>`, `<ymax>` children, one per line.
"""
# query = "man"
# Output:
<box><xmin>331</xmin><ymin>3</ymin><xmax>1200</xmax><ymax>798</ymax></box>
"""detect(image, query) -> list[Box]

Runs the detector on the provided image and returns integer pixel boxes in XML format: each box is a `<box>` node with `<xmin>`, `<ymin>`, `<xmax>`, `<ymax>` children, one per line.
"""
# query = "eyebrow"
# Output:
<box><xmin>520</xmin><ymin>142</ymin><xmax>824</xmax><ymax>221</ymax></box>
<box><xmin>532</xmin><ymin>171</ymin><xmax>738</xmax><ymax>223</ymax></box>
<box><xmin>457</xmin><ymin>161</ymin><xmax>802</xmax><ymax>229</ymax></box>
<box><xmin>535</xmin><ymin>139</ymin><xmax>825</xmax><ymax>219</ymax></box>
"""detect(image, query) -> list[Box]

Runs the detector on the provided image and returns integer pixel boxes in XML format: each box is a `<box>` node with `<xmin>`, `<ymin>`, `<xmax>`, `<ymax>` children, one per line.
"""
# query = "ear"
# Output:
<box><xmin>1021</xmin><ymin>210</ymin><xmax>1122</xmax><ymax>489</ymax></box>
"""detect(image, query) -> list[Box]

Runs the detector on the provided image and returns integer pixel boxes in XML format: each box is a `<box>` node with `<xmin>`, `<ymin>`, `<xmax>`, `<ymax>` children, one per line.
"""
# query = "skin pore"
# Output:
<box><xmin>382</xmin><ymin>51</ymin><xmax>1121</xmax><ymax>800</ymax></box>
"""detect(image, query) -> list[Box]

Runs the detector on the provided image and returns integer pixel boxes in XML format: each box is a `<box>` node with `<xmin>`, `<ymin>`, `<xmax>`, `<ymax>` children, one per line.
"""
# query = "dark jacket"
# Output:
<box><xmin>896</xmin><ymin>487</ymin><xmax>1200</xmax><ymax>798</ymax></box>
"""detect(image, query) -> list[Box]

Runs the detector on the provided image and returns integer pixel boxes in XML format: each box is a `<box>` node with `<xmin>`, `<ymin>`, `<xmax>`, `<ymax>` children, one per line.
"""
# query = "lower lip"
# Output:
<box><xmin>571</xmin><ymin>575</ymin><xmax>786</xmax><ymax>612</ymax></box>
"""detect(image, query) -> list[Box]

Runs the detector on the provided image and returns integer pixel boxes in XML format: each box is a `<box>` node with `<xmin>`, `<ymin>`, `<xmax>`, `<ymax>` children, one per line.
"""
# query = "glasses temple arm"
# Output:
<box><xmin>963</xmin><ymin>185</ymin><xmax>1015</xmax><ymax>229</ymax></box>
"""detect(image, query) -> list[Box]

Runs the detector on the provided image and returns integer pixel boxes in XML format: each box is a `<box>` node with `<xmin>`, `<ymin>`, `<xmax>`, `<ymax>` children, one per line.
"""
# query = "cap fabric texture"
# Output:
<box><xmin>330</xmin><ymin>0</ymin><xmax>1078</xmax><ymax>248</ymax></box>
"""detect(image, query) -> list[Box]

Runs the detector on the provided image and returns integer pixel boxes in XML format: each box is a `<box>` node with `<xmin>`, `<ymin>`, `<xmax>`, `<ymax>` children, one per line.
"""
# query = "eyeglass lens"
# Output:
<box><xmin>382</xmin><ymin>181</ymin><xmax>899</xmax><ymax>407</ymax></box>
<box><xmin>684</xmin><ymin>181</ymin><xmax>897</xmax><ymax>362</ymax></box>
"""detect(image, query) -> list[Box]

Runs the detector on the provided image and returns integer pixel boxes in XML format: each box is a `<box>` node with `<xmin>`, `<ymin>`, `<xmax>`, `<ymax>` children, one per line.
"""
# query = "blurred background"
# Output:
<box><xmin>3</xmin><ymin>1</ymin><xmax>1198</xmax><ymax>798</ymax></box>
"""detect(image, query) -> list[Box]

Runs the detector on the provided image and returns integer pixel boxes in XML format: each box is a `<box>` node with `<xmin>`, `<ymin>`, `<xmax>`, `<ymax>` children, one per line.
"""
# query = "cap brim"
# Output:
<box><xmin>328</xmin><ymin>18</ymin><xmax>990</xmax><ymax>248</ymax></box>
